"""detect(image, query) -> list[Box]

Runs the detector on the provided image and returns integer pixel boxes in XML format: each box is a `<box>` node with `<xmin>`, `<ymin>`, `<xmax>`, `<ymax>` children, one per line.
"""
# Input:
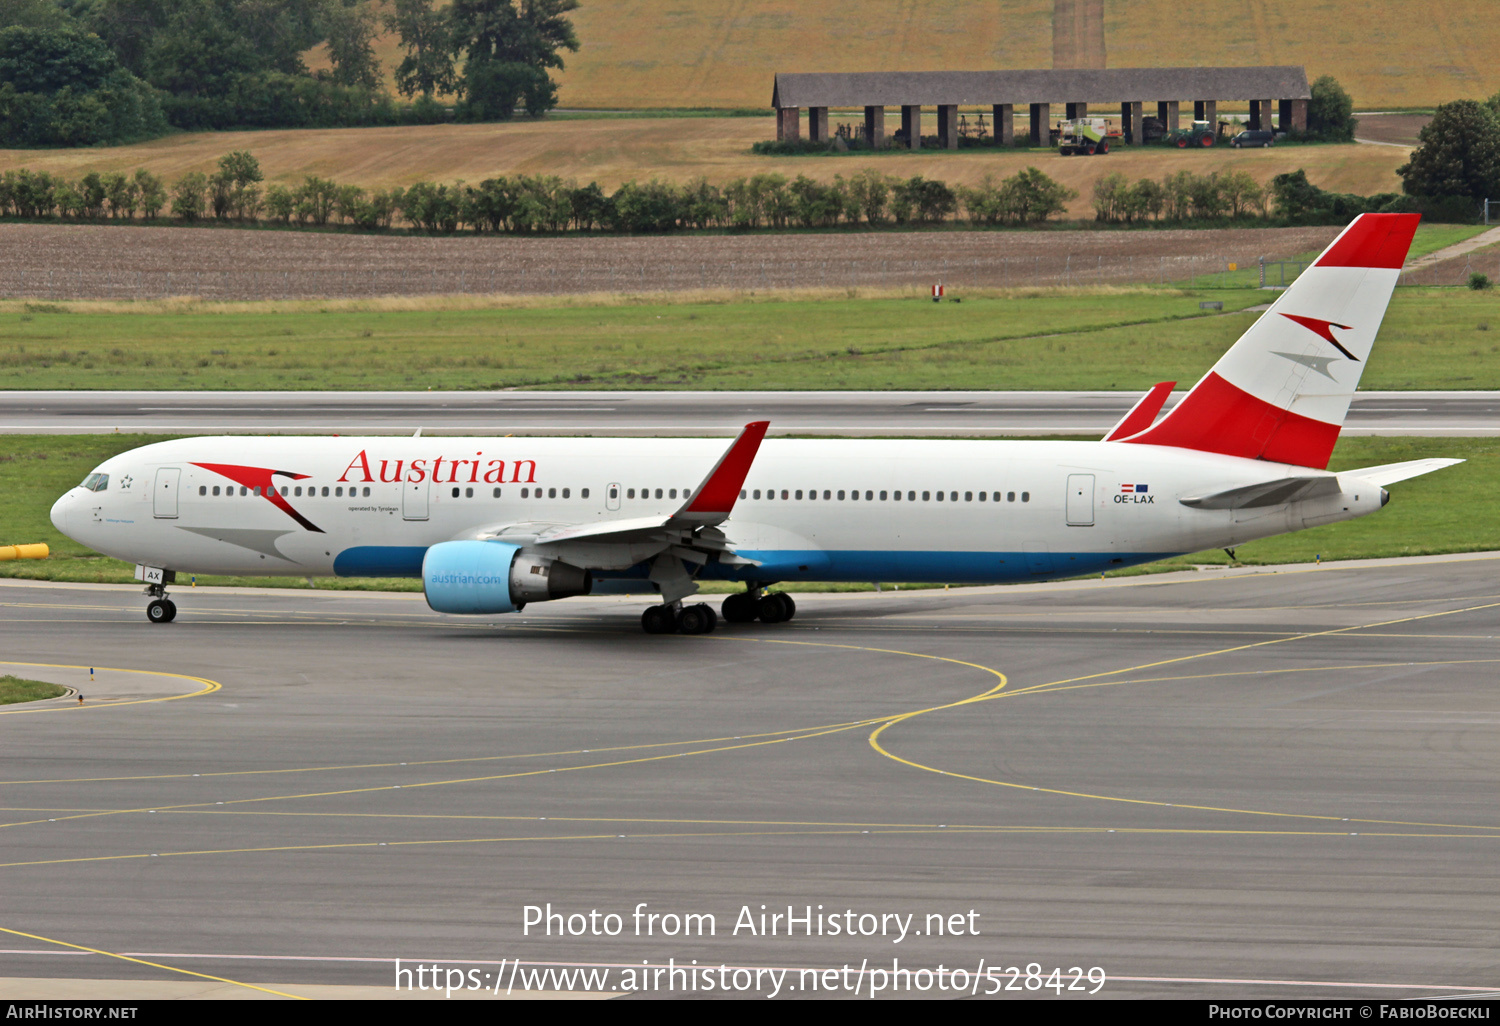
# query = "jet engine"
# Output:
<box><xmin>422</xmin><ymin>540</ymin><xmax>592</xmax><ymax>614</ymax></box>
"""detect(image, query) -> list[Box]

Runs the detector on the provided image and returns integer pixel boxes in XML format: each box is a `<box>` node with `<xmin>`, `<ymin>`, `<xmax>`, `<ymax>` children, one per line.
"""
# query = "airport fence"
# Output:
<box><xmin>0</xmin><ymin>254</ymin><xmax>1483</xmax><ymax>301</ymax></box>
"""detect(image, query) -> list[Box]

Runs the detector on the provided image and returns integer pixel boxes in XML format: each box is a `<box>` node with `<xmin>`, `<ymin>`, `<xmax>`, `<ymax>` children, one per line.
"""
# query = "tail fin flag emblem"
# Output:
<box><xmin>1280</xmin><ymin>314</ymin><xmax>1358</xmax><ymax>361</ymax></box>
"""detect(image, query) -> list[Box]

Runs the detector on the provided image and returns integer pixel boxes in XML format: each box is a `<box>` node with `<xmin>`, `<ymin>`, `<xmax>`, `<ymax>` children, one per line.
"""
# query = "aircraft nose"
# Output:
<box><xmin>50</xmin><ymin>491</ymin><xmax>72</xmax><ymax>535</ymax></box>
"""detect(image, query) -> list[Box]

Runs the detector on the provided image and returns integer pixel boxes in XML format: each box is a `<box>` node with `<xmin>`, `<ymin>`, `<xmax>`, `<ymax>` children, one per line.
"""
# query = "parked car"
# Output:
<box><xmin>1231</xmin><ymin>129</ymin><xmax>1276</xmax><ymax>148</ymax></box>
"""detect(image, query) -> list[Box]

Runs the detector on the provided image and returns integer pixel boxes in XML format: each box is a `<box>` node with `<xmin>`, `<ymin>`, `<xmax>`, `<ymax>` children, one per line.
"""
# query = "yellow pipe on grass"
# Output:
<box><xmin>0</xmin><ymin>544</ymin><xmax>48</xmax><ymax>561</ymax></box>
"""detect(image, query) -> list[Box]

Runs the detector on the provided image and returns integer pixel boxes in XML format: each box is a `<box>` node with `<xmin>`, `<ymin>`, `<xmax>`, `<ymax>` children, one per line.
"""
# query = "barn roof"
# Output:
<box><xmin>771</xmin><ymin>67</ymin><xmax>1311</xmax><ymax>108</ymax></box>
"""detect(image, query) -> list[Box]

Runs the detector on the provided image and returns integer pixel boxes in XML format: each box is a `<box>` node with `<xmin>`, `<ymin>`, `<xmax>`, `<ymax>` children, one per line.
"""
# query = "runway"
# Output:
<box><xmin>2</xmin><ymin>553</ymin><xmax>1498</xmax><ymax>999</ymax></box>
<box><xmin>5</xmin><ymin>389</ymin><xmax>1500</xmax><ymax>437</ymax></box>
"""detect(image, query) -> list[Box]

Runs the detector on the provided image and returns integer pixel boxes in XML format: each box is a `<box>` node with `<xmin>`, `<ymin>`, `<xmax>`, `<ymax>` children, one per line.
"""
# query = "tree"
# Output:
<box><xmin>1398</xmin><ymin>100</ymin><xmax>1500</xmax><ymax>202</ymax></box>
<box><xmin>1005</xmin><ymin>167</ymin><xmax>1074</xmax><ymax>224</ymax></box>
<box><xmin>134</xmin><ymin>168</ymin><xmax>165</xmax><ymax>218</ymax></box>
<box><xmin>385</xmin><ymin>0</ymin><xmax>454</xmax><ymax>98</ymax></box>
<box><xmin>170</xmin><ymin>170</ymin><xmax>206</xmax><ymax>220</ymax></box>
<box><xmin>209</xmin><ymin>149</ymin><xmax>262</xmax><ymax>219</ymax></box>
<box><xmin>449</xmin><ymin>0</ymin><xmax>579</xmax><ymax>119</ymax></box>
<box><xmin>324</xmin><ymin>1</ymin><xmax>381</xmax><ymax>92</ymax></box>
<box><xmin>1307</xmin><ymin>75</ymin><xmax>1356</xmax><ymax>141</ymax></box>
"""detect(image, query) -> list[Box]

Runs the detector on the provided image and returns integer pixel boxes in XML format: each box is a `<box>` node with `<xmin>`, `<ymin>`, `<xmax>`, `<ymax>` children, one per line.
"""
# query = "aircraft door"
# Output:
<box><xmin>606</xmin><ymin>482</ymin><xmax>621</xmax><ymax>511</ymax></box>
<box><xmin>1065</xmin><ymin>474</ymin><xmax>1095</xmax><ymax>526</ymax></box>
<box><xmin>403</xmin><ymin>478</ymin><xmax>430</xmax><ymax>520</ymax></box>
<box><xmin>153</xmin><ymin>467</ymin><xmax>180</xmax><ymax>519</ymax></box>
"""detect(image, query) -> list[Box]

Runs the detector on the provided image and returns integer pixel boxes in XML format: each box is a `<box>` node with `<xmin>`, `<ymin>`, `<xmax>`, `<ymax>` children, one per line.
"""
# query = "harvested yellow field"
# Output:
<box><xmin>336</xmin><ymin>1</ymin><xmax>1498</xmax><ymax>111</ymax></box>
<box><xmin>0</xmin><ymin>118</ymin><xmax>1408</xmax><ymax>219</ymax></box>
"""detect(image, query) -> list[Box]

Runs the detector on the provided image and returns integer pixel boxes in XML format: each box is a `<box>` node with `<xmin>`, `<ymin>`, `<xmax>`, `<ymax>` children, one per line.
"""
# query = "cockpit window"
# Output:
<box><xmin>80</xmin><ymin>472</ymin><xmax>109</xmax><ymax>492</ymax></box>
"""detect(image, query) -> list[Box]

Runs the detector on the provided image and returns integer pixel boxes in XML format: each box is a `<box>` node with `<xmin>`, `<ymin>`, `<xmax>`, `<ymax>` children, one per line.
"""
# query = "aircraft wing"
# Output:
<box><xmin>447</xmin><ymin>421</ymin><xmax>771</xmax><ymax>571</ymax></box>
<box><xmin>1337</xmin><ymin>458</ymin><xmax>1465</xmax><ymax>486</ymax></box>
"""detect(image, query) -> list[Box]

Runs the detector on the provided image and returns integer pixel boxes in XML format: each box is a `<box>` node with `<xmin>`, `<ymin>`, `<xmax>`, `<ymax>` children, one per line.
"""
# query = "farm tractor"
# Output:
<box><xmin>1164</xmin><ymin>120</ymin><xmax>1217</xmax><ymax>148</ymax></box>
<box><xmin>1057</xmin><ymin>118</ymin><xmax>1112</xmax><ymax>156</ymax></box>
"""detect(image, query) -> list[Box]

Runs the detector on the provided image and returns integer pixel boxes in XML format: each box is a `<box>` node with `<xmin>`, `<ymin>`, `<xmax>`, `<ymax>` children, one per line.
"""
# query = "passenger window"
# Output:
<box><xmin>669</xmin><ymin>488</ymin><xmax>677</xmax><ymax>499</ymax></box>
<box><xmin>936</xmin><ymin>491</ymin><xmax>943</xmax><ymax>502</ymax></box>
<box><xmin>655</xmin><ymin>488</ymin><xmax>663</xmax><ymax>499</ymax></box>
<box><xmin>922</xmin><ymin>491</ymin><xmax>930</xmax><ymax>501</ymax></box>
<box><xmin>493</xmin><ymin>487</ymin><xmax>502</xmax><ymax>498</ymax></box>
<box><xmin>1022</xmin><ymin>491</ymin><xmax>1031</xmax><ymax>502</ymax></box>
<box><xmin>795</xmin><ymin>490</ymin><xmax>803</xmax><ymax>500</ymax></box>
<box><xmin>822</xmin><ymin>490</ymin><xmax>831</xmax><ymax>500</ymax></box>
<box><xmin>978</xmin><ymin>491</ymin><xmax>986</xmax><ymax>502</ymax></box>
<box><xmin>321</xmin><ymin>487</ymin><xmax>328</xmax><ymax>497</ymax></box>
<box><xmin>965</xmin><ymin>491</ymin><xmax>972</xmax><ymax>502</ymax></box>
<box><xmin>628</xmin><ymin>488</ymin><xmax>636</xmax><ymax>499</ymax></box>
<box><xmin>581</xmin><ymin>488</ymin><xmax>589</xmax><ymax>498</ymax></box>
<box><xmin>837</xmin><ymin>490</ymin><xmax>845</xmax><ymax>500</ymax></box>
<box><xmin>740</xmin><ymin>489</ymin><xmax>747</xmax><ymax>499</ymax></box>
<box><xmin>865</xmin><ymin>490</ymin><xmax>873</xmax><ymax>501</ymax></box>
<box><xmin>281</xmin><ymin>486</ymin><xmax>289</xmax><ymax>496</ymax></box>
<box><xmin>753</xmin><ymin>490</ymin><xmax>761</xmax><ymax>499</ymax></box>
<box><xmin>563</xmin><ymin>488</ymin><xmax>570</xmax><ymax>498</ymax></box>
<box><xmin>199</xmin><ymin>485</ymin><xmax>206</xmax><ymax>495</ymax></box>
<box><xmin>1007</xmin><ymin>491</ymin><xmax>1015</xmax><ymax>502</ymax></box>
<box><xmin>609</xmin><ymin>486</ymin><xmax>618</xmax><ymax>499</ymax></box>
<box><xmin>334</xmin><ymin>486</ymin><xmax>342</xmax><ymax>497</ymax></box>
<box><xmin>781</xmin><ymin>489</ymin><xmax>789</xmax><ymax>500</ymax></box>
<box><xmin>465</xmin><ymin>487</ymin><xmax>473</xmax><ymax>498</ymax></box>
<box><xmin>950</xmin><ymin>491</ymin><xmax>958</xmax><ymax>502</ymax></box>
<box><xmin>363</xmin><ymin>487</ymin><xmax>370</xmax><ymax>497</ymax></box>
<box><xmin>767</xmin><ymin>490</ymin><xmax>774</xmax><ymax>501</ymax></box>
<box><xmin>907</xmin><ymin>491</ymin><xmax>915</xmax><ymax>501</ymax></box>
<box><xmin>892</xmin><ymin>490</ymin><xmax>900</xmax><ymax>501</ymax></box>
<box><xmin>213</xmin><ymin>486</ymin><xmax>221</xmax><ymax>496</ymax></box>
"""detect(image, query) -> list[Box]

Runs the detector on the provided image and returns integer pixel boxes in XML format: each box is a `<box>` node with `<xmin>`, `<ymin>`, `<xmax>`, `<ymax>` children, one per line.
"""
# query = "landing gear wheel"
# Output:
<box><xmin>146</xmin><ymin>599</ymin><xmax>173</xmax><ymax>624</ymax></box>
<box><xmin>721</xmin><ymin>593</ymin><xmax>758</xmax><ymax>623</ymax></box>
<box><xmin>641</xmin><ymin>605</ymin><xmax>677</xmax><ymax>634</ymax></box>
<box><xmin>757</xmin><ymin>593</ymin><xmax>794</xmax><ymax>624</ymax></box>
<box><xmin>677</xmin><ymin>603</ymin><xmax>717</xmax><ymax>635</ymax></box>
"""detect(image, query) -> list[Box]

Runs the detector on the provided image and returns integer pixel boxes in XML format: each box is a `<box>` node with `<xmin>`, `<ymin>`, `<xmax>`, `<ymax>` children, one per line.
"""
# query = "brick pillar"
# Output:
<box><xmin>1287</xmin><ymin>97</ymin><xmax>1308</xmax><ymax>132</ymax></box>
<box><xmin>901</xmin><ymin>105</ymin><xmax>921</xmax><ymax>150</ymax></box>
<box><xmin>1030</xmin><ymin>102</ymin><xmax>1050</xmax><ymax>145</ymax></box>
<box><xmin>776</xmin><ymin>107</ymin><xmax>800</xmax><ymax>142</ymax></box>
<box><xmin>1157</xmin><ymin>99</ymin><xmax>1179</xmax><ymax>132</ymax></box>
<box><xmin>937</xmin><ymin>104</ymin><xmax>958</xmax><ymax>149</ymax></box>
<box><xmin>808</xmin><ymin>107</ymin><xmax>828</xmax><ymax>143</ymax></box>
<box><xmin>864</xmin><ymin>105</ymin><xmax>886</xmax><ymax>148</ymax></box>
<box><xmin>1249</xmin><ymin>99</ymin><xmax>1273</xmax><ymax>130</ymax></box>
<box><xmin>1066</xmin><ymin>101</ymin><xmax>1087</xmax><ymax>120</ymax></box>
<box><xmin>993</xmin><ymin>103</ymin><xmax>1014</xmax><ymax>146</ymax></box>
<box><xmin>1120</xmin><ymin>100</ymin><xmax>1143</xmax><ymax>145</ymax></box>
<box><xmin>1194</xmin><ymin>100</ymin><xmax>1216</xmax><ymax>125</ymax></box>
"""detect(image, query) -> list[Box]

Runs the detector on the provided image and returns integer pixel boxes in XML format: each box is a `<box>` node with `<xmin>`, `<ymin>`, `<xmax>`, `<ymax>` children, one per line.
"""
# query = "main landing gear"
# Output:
<box><xmin>144</xmin><ymin>571</ymin><xmax>178</xmax><ymax>624</ymax></box>
<box><xmin>641</xmin><ymin>601</ymin><xmax>718</xmax><ymax>635</ymax></box>
<box><xmin>720</xmin><ymin>589</ymin><xmax>796</xmax><ymax>625</ymax></box>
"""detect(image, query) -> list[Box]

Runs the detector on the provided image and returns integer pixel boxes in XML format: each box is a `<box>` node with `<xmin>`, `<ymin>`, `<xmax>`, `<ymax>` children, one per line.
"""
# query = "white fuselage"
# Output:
<box><xmin>51</xmin><ymin>435</ymin><xmax>1385</xmax><ymax>586</ymax></box>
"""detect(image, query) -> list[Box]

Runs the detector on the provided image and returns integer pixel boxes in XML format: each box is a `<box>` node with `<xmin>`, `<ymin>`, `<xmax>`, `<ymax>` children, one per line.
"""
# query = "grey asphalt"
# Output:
<box><xmin>4</xmin><ymin>389</ymin><xmax>1500</xmax><ymax>437</ymax></box>
<box><xmin>1</xmin><ymin>553</ymin><xmax>1497</xmax><ymax>1000</ymax></box>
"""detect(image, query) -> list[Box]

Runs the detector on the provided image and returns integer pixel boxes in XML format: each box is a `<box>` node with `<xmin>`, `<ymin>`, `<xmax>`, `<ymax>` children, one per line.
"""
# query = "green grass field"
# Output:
<box><xmin>0</xmin><ymin>675</ymin><xmax>66</xmax><ymax>704</ymax></box>
<box><xmin>4</xmin><ymin>285</ymin><xmax>1500</xmax><ymax>392</ymax></box>
<box><xmin>2</xmin><ymin>433</ymin><xmax>1491</xmax><ymax>594</ymax></box>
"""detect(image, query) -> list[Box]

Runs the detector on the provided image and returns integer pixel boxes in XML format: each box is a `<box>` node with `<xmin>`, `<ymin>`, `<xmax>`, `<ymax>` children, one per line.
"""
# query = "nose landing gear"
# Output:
<box><xmin>144</xmin><ymin>570</ymin><xmax>178</xmax><ymax>623</ymax></box>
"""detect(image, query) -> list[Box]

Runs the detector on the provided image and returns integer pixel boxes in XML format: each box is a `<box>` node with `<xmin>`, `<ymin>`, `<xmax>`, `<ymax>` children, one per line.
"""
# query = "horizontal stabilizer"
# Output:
<box><xmin>1181</xmin><ymin>475</ymin><xmax>1341</xmax><ymax>510</ymax></box>
<box><xmin>1104</xmin><ymin>381</ymin><xmax>1175</xmax><ymax>441</ymax></box>
<box><xmin>1338</xmin><ymin>458</ymin><xmax>1465</xmax><ymax>486</ymax></box>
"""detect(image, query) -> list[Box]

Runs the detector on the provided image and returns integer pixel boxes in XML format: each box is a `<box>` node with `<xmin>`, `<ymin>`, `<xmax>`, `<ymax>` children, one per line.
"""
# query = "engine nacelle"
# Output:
<box><xmin>422</xmin><ymin>540</ymin><xmax>591</xmax><ymax>615</ymax></box>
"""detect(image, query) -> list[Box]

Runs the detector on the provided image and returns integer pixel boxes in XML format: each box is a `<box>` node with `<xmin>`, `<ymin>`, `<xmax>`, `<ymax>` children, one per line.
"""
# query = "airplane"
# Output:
<box><xmin>49</xmin><ymin>212</ymin><xmax>1461</xmax><ymax>634</ymax></box>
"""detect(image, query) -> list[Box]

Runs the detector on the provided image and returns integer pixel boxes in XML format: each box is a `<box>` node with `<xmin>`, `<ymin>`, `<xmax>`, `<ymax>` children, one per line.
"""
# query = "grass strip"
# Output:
<box><xmin>0</xmin><ymin>675</ymin><xmax>67</xmax><ymax>704</ymax></box>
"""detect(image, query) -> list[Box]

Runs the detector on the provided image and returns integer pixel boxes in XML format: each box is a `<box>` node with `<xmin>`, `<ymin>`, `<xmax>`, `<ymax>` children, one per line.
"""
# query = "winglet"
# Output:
<box><xmin>1104</xmin><ymin>381</ymin><xmax>1175</xmax><ymax>441</ymax></box>
<box><xmin>671</xmin><ymin>421</ymin><xmax>769</xmax><ymax>526</ymax></box>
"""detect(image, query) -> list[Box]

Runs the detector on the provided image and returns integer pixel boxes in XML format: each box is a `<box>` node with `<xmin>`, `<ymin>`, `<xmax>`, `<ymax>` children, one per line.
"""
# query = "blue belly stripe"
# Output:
<box><xmin>334</xmin><ymin>546</ymin><xmax>429</xmax><ymax>577</ymax></box>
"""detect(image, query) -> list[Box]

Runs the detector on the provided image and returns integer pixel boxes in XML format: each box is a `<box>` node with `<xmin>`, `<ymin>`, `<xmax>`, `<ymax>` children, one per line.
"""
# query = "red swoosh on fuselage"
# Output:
<box><xmin>191</xmin><ymin>462</ymin><xmax>324</xmax><ymax>533</ymax></box>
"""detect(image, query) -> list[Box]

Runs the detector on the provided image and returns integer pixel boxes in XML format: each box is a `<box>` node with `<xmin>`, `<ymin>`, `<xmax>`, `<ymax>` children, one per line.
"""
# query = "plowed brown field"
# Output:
<box><xmin>0</xmin><ymin>223</ymin><xmax>1348</xmax><ymax>300</ymax></box>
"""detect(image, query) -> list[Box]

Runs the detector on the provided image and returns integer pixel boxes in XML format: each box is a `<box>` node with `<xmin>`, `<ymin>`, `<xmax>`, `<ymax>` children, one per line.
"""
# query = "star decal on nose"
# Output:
<box><xmin>118</xmin><ymin>475</ymin><xmax>133</xmax><ymax>489</ymax></box>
